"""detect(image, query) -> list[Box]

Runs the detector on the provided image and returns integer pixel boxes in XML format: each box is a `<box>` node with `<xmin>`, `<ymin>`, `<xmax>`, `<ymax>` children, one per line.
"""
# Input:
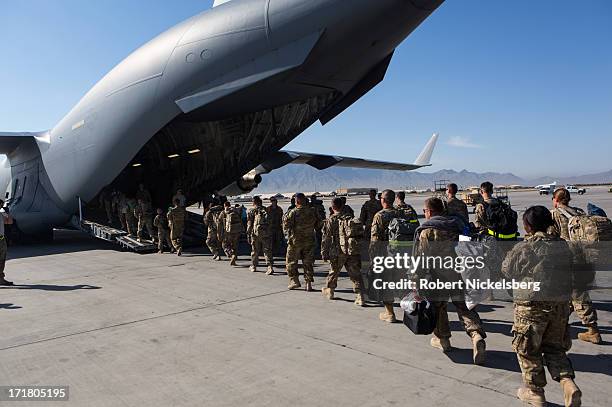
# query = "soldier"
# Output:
<box><xmin>283</xmin><ymin>193</ymin><xmax>322</xmax><ymax>291</ymax></box>
<box><xmin>204</xmin><ymin>201</ymin><xmax>223</xmax><ymax>260</ymax></box>
<box><xmin>474</xmin><ymin>181</ymin><xmax>499</xmax><ymax>233</ymax></box>
<box><xmin>247</xmin><ymin>196</ymin><xmax>274</xmax><ymax>275</ymax></box>
<box><xmin>124</xmin><ymin>196</ymin><xmax>138</xmax><ymax>236</ymax></box>
<box><xmin>287</xmin><ymin>196</ymin><xmax>297</xmax><ymax>212</ymax></box>
<box><xmin>321</xmin><ymin>198</ymin><xmax>365</xmax><ymax>306</ymax></box>
<box><xmin>395</xmin><ymin>191</ymin><xmax>419</xmax><ymax>220</ymax></box>
<box><xmin>153</xmin><ymin>208</ymin><xmax>173</xmax><ymax>254</ymax></box>
<box><xmin>267</xmin><ymin>197</ymin><xmax>284</xmax><ymax>255</ymax></box>
<box><xmin>360</xmin><ymin>189</ymin><xmax>382</xmax><ymax>240</ymax></box>
<box><xmin>135</xmin><ymin>198</ymin><xmax>156</xmax><ymax>243</ymax></box>
<box><xmin>172</xmin><ymin>189</ymin><xmax>187</xmax><ymax>208</ymax></box>
<box><xmin>167</xmin><ymin>198</ymin><xmax>187</xmax><ymax>256</ymax></box>
<box><xmin>370</xmin><ymin>189</ymin><xmax>401</xmax><ymax>322</ymax></box>
<box><xmin>99</xmin><ymin>187</ymin><xmax>114</xmax><ymax>224</ymax></box>
<box><xmin>414</xmin><ymin>198</ymin><xmax>487</xmax><ymax>365</ymax></box>
<box><xmin>550</xmin><ymin>188</ymin><xmax>602</xmax><ymax>344</ymax></box>
<box><xmin>221</xmin><ymin>201</ymin><xmax>243</xmax><ymax>266</ymax></box>
<box><xmin>113</xmin><ymin>191</ymin><xmax>125</xmax><ymax>229</ymax></box>
<box><xmin>340</xmin><ymin>196</ymin><xmax>355</xmax><ymax>217</ymax></box>
<box><xmin>0</xmin><ymin>200</ymin><xmax>14</xmax><ymax>286</ymax></box>
<box><xmin>310</xmin><ymin>194</ymin><xmax>326</xmax><ymax>257</ymax></box>
<box><xmin>502</xmin><ymin>206</ymin><xmax>581</xmax><ymax>407</ymax></box>
<box><xmin>136</xmin><ymin>183</ymin><xmax>152</xmax><ymax>204</ymax></box>
<box><xmin>445</xmin><ymin>183</ymin><xmax>469</xmax><ymax>225</ymax></box>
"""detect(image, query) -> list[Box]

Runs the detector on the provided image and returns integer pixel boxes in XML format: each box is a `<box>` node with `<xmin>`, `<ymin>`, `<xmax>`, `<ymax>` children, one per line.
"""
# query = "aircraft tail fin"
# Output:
<box><xmin>0</xmin><ymin>131</ymin><xmax>48</xmax><ymax>155</ymax></box>
<box><xmin>413</xmin><ymin>133</ymin><xmax>438</xmax><ymax>166</ymax></box>
<box><xmin>213</xmin><ymin>0</ymin><xmax>232</xmax><ymax>7</ymax></box>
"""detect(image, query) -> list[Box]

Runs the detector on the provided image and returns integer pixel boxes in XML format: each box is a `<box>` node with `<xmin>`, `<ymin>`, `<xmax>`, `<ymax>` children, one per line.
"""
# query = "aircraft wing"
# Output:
<box><xmin>254</xmin><ymin>133</ymin><xmax>439</xmax><ymax>175</ymax></box>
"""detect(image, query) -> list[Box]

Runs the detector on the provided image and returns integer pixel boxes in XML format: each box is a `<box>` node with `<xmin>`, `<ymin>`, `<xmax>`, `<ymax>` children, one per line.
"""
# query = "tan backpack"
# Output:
<box><xmin>559</xmin><ymin>207</ymin><xmax>612</xmax><ymax>242</ymax></box>
<box><xmin>225</xmin><ymin>209</ymin><xmax>243</xmax><ymax>234</ymax></box>
<box><xmin>338</xmin><ymin>216</ymin><xmax>364</xmax><ymax>256</ymax></box>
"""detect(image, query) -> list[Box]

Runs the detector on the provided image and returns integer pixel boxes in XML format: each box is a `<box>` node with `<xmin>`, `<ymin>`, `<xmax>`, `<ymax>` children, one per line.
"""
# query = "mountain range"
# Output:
<box><xmin>256</xmin><ymin>166</ymin><xmax>612</xmax><ymax>193</ymax></box>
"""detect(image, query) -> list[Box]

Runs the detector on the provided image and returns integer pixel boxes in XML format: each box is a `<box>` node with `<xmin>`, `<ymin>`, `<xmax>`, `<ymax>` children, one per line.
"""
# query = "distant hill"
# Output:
<box><xmin>256</xmin><ymin>166</ymin><xmax>612</xmax><ymax>193</ymax></box>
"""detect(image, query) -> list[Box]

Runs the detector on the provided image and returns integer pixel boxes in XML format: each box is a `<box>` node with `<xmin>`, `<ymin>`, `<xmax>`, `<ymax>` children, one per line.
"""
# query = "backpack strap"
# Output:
<box><xmin>557</xmin><ymin>207</ymin><xmax>576</xmax><ymax>220</ymax></box>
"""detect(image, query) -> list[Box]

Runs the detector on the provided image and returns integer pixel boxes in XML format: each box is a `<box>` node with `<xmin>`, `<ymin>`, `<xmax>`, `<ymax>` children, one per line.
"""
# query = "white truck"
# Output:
<box><xmin>566</xmin><ymin>185</ymin><xmax>586</xmax><ymax>195</ymax></box>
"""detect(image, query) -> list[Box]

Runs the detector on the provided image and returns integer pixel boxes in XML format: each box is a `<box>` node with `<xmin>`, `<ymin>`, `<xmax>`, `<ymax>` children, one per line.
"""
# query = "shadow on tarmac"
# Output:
<box><xmin>0</xmin><ymin>303</ymin><xmax>22</xmax><ymax>310</ymax></box>
<box><xmin>7</xmin><ymin>229</ymin><xmax>116</xmax><ymax>260</ymax></box>
<box><xmin>0</xmin><ymin>284</ymin><xmax>101</xmax><ymax>291</ymax></box>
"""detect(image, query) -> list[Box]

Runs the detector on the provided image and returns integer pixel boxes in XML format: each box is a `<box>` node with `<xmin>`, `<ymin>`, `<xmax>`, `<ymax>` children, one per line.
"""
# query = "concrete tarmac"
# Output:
<box><xmin>1</xmin><ymin>187</ymin><xmax>611</xmax><ymax>407</ymax></box>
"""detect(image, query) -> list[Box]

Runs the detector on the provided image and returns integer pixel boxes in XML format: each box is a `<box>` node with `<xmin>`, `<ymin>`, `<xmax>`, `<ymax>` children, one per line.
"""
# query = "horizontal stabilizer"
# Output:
<box><xmin>213</xmin><ymin>0</ymin><xmax>232</xmax><ymax>7</ymax></box>
<box><xmin>0</xmin><ymin>131</ymin><xmax>46</xmax><ymax>155</ymax></box>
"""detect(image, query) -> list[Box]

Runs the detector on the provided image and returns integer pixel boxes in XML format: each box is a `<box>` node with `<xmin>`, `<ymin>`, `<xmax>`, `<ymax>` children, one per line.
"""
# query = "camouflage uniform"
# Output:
<box><xmin>283</xmin><ymin>206</ymin><xmax>322</xmax><ymax>285</ymax></box>
<box><xmin>360</xmin><ymin>198</ymin><xmax>382</xmax><ymax>240</ymax></box>
<box><xmin>415</xmin><ymin>220</ymin><xmax>486</xmax><ymax>340</ymax></box>
<box><xmin>445</xmin><ymin>196</ymin><xmax>469</xmax><ymax>224</ymax></box>
<box><xmin>321</xmin><ymin>213</ymin><xmax>364</xmax><ymax>294</ymax></box>
<box><xmin>167</xmin><ymin>205</ymin><xmax>187</xmax><ymax>253</ymax></box>
<box><xmin>221</xmin><ymin>207</ymin><xmax>242</xmax><ymax>259</ymax></box>
<box><xmin>342</xmin><ymin>204</ymin><xmax>355</xmax><ymax>218</ymax></box>
<box><xmin>267</xmin><ymin>204</ymin><xmax>284</xmax><ymax>254</ymax></box>
<box><xmin>123</xmin><ymin>198</ymin><xmax>138</xmax><ymax>236</ymax></box>
<box><xmin>134</xmin><ymin>201</ymin><xmax>156</xmax><ymax>242</ymax></box>
<box><xmin>247</xmin><ymin>205</ymin><xmax>274</xmax><ymax>270</ymax></box>
<box><xmin>204</xmin><ymin>206</ymin><xmax>223</xmax><ymax>258</ymax></box>
<box><xmin>550</xmin><ymin>205</ymin><xmax>599</xmax><ymax>329</ymax></box>
<box><xmin>474</xmin><ymin>197</ymin><xmax>499</xmax><ymax>233</ymax></box>
<box><xmin>502</xmin><ymin>231</ymin><xmax>575</xmax><ymax>389</ymax></box>
<box><xmin>153</xmin><ymin>213</ymin><xmax>173</xmax><ymax>252</ymax></box>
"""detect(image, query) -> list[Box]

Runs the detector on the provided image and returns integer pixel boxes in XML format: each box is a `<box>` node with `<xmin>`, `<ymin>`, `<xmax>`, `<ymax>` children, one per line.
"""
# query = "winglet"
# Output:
<box><xmin>414</xmin><ymin>133</ymin><xmax>438</xmax><ymax>166</ymax></box>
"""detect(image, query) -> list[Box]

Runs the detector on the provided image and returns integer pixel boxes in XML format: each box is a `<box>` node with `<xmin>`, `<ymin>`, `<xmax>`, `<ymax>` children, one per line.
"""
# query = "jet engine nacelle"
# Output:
<box><xmin>218</xmin><ymin>171</ymin><xmax>263</xmax><ymax>197</ymax></box>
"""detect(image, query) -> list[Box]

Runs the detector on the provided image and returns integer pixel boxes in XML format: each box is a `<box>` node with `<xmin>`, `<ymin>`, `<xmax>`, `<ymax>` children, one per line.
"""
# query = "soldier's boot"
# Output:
<box><xmin>288</xmin><ymin>279</ymin><xmax>302</xmax><ymax>290</ymax></box>
<box><xmin>430</xmin><ymin>335</ymin><xmax>451</xmax><ymax>352</ymax></box>
<box><xmin>471</xmin><ymin>332</ymin><xmax>486</xmax><ymax>365</ymax></box>
<box><xmin>321</xmin><ymin>288</ymin><xmax>334</xmax><ymax>300</ymax></box>
<box><xmin>249</xmin><ymin>265</ymin><xmax>257</xmax><ymax>273</ymax></box>
<box><xmin>177</xmin><ymin>248</ymin><xmax>183</xmax><ymax>256</ymax></box>
<box><xmin>266</xmin><ymin>266</ymin><xmax>274</xmax><ymax>276</ymax></box>
<box><xmin>354</xmin><ymin>292</ymin><xmax>365</xmax><ymax>307</ymax></box>
<box><xmin>577</xmin><ymin>326</ymin><xmax>602</xmax><ymax>344</ymax></box>
<box><xmin>305</xmin><ymin>282</ymin><xmax>314</xmax><ymax>292</ymax></box>
<box><xmin>230</xmin><ymin>255</ymin><xmax>237</xmax><ymax>266</ymax></box>
<box><xmin>560</xmin><ymin>378</ymin><xmax>581</xmax><ymax>407</ymax></box>
<box><xmin>379</xmin><ymin>303</ymin><xmax>397</xmax><ymax>323</ymax></box>
<box><xmin>0</xmin><ymin>279</ymin><xmax>14</xmax><ymax>286</ymax></box>
<box><xmin>516</xmin><ymin>386</ymin><xmax>546</xmax><ymax>407</ymax></box>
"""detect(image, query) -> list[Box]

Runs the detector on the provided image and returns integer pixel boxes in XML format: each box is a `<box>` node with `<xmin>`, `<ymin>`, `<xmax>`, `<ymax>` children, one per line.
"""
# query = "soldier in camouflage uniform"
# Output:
<box><xmin>204</xmin><ymin>201</ymin><xmax>223</xmax><ymax>260</ymax></box>
<box><xmin>340</xmin><ymin>196</ymin><xmax>354</xmax><ymax>217</ymax></box>
<box><xmin>502</xmin><ymin>205</ymin><xmax>581</xmax><ymax>407</ymax></box>
<box><xmin>167</xmin><ymin>198</ymin><xmax>187</xmax><ymax>256</ymax></box>
<box><xmin>414</xmin><ymin>198</ymin><xmax>487</xmax><ymax>365</ymax></box>
<box><xmin>153</xmin><ymin>208</ymin><xmax>173</xmax><ymax>253</ymax></box>
<box><xmin>247</xmin><ymin>196</ymin><xmax>274</xmax><ymax>275</ymax></box>
<box><xmin>124</xmin><ymin>196</ymin><xmax>138</xmax><ymax>236</ymax></box>
<box><xmin>550</xmin><ymin>188</ymin><xmax>601</xmax><ymax>344</ymax></box>
<box><xmin>360</xmin><ymin>189</ymin><xmax>382</xmax><ymax>240</ymax></box>
<box><xmin>370</xmin><ymin>190</ymin><xmax>401</xmax><ymax>322</ymax></box>
<box><xmin>395</xmin><ymin>191</ymin><xmax>420</xmax><ymax>223</ymax></box>
<box><xmin>444</xmin><ymin>183</ymin><xmax>469</xmax><ymax>225</ymax></box>
<box><xmin>267</xmin><ymin>197</ymin><xmax>284</xmax><ymax>255</ymax></box>
<box><xmin>283</xmin><ymin>193</ymin><xmax>323</xmax><ymax>291</ymax></box>
<box><xmin>220</xmin><ymin>201</ymin><xmax>243</xmax><ymax>266</ymax></box>
<box><xmin>321</xmin><ymin>198</ymin><xmax>365</xmax><ymax>306</ymax></box>
<box><xmin>474</xmin><ymin>181</ymin><xmax>499</xmax><ymax>234</ymax></box>
<box><xmin>135</xmin><ymin>198</ymin><xmax>156</xmax><ymax>243</ymax></box>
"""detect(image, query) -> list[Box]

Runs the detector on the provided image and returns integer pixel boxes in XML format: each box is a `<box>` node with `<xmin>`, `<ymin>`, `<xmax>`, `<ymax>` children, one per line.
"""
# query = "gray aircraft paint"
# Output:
<box><xmin>0</xmin><ymin>0</ymin><xmax>444</xmax><ymax>235</ymax></box>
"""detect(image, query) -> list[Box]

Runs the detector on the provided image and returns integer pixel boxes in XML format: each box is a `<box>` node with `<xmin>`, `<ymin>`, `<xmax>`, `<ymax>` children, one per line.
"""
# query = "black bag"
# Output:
<box><xmin>485</xmin><ymin>201</ymin><xmax>518</xmax><ymax>240</ymax></box>
<box><xmin>403</xmin><ymin>302</ymin><xmax>437</xmax><ymax>335</ymax></box>
<box><xmin>388</xmin><ymin>217</ymin><xmax>419</xmax><ymax>242</ymax></box>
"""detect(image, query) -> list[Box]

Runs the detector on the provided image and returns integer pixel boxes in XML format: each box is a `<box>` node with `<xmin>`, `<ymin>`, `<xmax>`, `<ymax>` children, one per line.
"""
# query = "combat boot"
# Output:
<box><xmin>177</xmin><ymin>248</ymin><xmax>183</xmax><ymax>256</ymax></box>
<box><xmin>321</xmin><ymin>288</ymin><xmax>334</xmax><ymax>300</ymax></box>
<box><xmin>430</xmin><ymin>335</ymin><xmax>451</xmax><ymax>352</ymax></box>
<box><xmin>305</xmin><ymin>282</ymin><xmax>314</xmax><ymax>292</ymax></box>
<box><xmin>517</xmin><ymin>386</ymin><xmax>546</xmax><ymax>407</ymax></box>
<box><xmin>230</xmin><ymin>255</ymin><xmax>237</xmax><ymax>266</ymax></box>
<box><xmin>249</xmin><ymin>265</ymin><xmax>257</xmax><ymax>273</ymax></box>
<box><xmin>560</xmin><ymin>378</ymin><xmax>581</xmax><ymax>407</ymax></box>
<box><xmin>471</xmin><ymin>332</ymin><xmax>486</xmax><ymax>365</ymax></box>
<box><xmin>379</xmin><ymin>304</ymin><xmax>397</xmax><ymax>323</ymax></box>
<box><xmin>577</xmin><ymin>326</ymin><xmax>602</xmax><ymax>344</ymax></box>
<box><xmin>266</xmin><ymin>266</ymin><xmax>274</xmax><ymax>276</ymax></box>
<box><xmin>354</xmin><ymin>293</ymin><xmax>365</xmax><ymax>307</ymax></box>
<box><xmin>288</xmin><ymin>279</ymin><xmax>301</xmax><ymax>290</ymax></box>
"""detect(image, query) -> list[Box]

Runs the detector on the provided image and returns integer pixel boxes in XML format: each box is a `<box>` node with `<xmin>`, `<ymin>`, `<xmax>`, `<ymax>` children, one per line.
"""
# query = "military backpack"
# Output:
<box><xmin>338</xmin><ymin>217</ymin><xmax>364</xmax><ymax>256</ymax></box>
<box><xmin>225</xmin><ymin>210</ymin><xmax>244</xmax><ymax>234</ymax></box>
<box><xmin>253</xmin><ymin>208</ymin><xmax>270</xmax><ymax>237</ymax></box>
<box><xmin>484</xmin><ymin>200</ymin><xmax>518</xmax><ymax>240</ymax></box>
<box><xmin>558</xmin><ymin>207</ymin><xmax>612</xmax><ymax>243</ymax></box>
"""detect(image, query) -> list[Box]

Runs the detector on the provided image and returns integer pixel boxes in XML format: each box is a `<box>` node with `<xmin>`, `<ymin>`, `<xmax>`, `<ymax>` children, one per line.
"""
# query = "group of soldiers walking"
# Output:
<box><xmin>97</xmin><ymin>181</ymin><xmax>605</xmax><ymax>407</ymax></box>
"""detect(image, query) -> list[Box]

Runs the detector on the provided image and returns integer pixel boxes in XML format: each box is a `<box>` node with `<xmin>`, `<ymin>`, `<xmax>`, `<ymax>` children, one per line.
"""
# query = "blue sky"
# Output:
<box><xmin>1</xmin><ymin>0</ymin><xmax>611</xmax><ymax>178</ymax></box>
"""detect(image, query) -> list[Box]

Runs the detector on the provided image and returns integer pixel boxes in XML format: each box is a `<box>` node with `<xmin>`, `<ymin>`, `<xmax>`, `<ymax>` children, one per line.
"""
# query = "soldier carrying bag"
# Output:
<box><xmin>253</xmin><ymin>208</ymin><xmax>270</xmax><ymax>237</ymax></box>
<box><xmin>338</xmin><ymin>217</ymin><xmax>364</xmax><ymax>256</ymax></box>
